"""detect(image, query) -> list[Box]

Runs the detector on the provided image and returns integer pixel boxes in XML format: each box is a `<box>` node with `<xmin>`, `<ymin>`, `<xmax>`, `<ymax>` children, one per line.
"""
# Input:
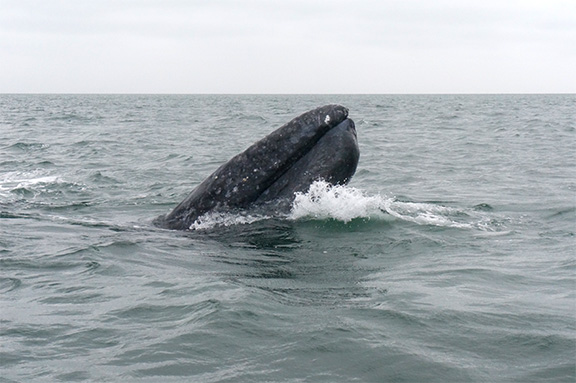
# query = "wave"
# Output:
<box><xmin>0</xmin><ymin>170</ymin><xmax>92</xmax><ymax>212</ymax></box>
<box><xmin>5</xmin><ymin>142</ymin><xmax>49</xmax><ymax>151</ymax></box>
<box><xmin>189</xmin><ymin>211</ymin><xmax>274</xmax><ymax>231</ymax></box>
<box><xmin>189</xmin><ymin>181</ymin><xmax>502</xmax><ymax>231</ymax></box>
<box><xmin>0</xmin><ymin>170</ymin><xmax>61</xmax><ymax>197</ymax></box>
<box><xmin>383</xmin><ymin>199</ymin><xmax>477</xmax><ymax>229</ymax></box>
<box><xmin>1</xmin><ymin>171</ymin><xmax>503</xmax><ymax>233</ymax></box>
<box><xmin>291</xmin><ymin>180</ymin><xmax>496</xmax><ymax>229</ymax></box>
<box><xmin>0</xmin><ymin>170</ymin><xmax>71</xmax><ymax>193</ymax></box>
<box><xmin>290</xmin><ymin>180</ymin><xmax>383</xmax><ymax>223</ymax></box>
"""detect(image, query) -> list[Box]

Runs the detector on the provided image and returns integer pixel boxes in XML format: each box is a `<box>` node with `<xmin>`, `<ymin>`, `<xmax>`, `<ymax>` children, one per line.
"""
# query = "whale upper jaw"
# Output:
<box><xmin>155</xmin><ymin>105</ymin><xmax>359</xmax><ymax>230</ymax></box>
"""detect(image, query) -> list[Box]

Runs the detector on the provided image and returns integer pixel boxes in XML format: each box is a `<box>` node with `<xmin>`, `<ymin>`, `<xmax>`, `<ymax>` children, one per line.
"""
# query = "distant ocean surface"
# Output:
<box><xmin>1</xmin><ymin>94</ymin><xmax>574</xmax><ymax>382</ymax></box>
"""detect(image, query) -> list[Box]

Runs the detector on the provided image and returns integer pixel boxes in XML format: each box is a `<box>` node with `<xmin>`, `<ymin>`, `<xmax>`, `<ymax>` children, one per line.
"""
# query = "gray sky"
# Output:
<box><xmin>1</xmin><ymin>0</ymin><xmax>574</xmax><ymax>93</ymax></box>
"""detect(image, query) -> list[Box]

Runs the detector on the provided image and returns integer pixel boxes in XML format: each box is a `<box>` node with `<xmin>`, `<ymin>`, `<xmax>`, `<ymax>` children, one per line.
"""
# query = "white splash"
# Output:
<box><xmin>382</xmin><ymin>199</ymin><xmax>473</xmax><ymax>229</ymax></box>
<box><xmin>1</xmin><ymin>171</ymin><xmax>61</xmax><ymax>187</ymax></box>
<box><xmin>186</xmin><ymin>180</ymin><xmax>500</xmax><ymax>231</ymax></box>
<box><xmin>189</xmin><ymin>211</ymin><xmax>271</xmax><ymax>230</ymax></box>
<box><xmin>290</xmin><ymin>180</ymin><xmax>383</xmax><ymax>223</ymax></box>
<box><xmin>0</xmin><ymin>170</ymin><xmax>63</xmax><ymax>197</ymax></box>
<box><xmin>290</xmin><ymin>180</ymin><xmax>498</xmax><ymax>230</ymax></box>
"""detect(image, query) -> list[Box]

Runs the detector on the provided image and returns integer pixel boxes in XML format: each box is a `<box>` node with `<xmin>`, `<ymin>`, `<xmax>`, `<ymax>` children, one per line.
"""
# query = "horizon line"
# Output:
<box><xmin>1</xmin><ymin>92</ymin><xmax>574</xmax><ymax>96</ymax></box>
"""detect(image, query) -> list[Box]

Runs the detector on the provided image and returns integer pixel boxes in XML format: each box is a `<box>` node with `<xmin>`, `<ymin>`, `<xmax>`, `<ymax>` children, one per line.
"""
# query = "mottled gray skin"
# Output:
<box><xmin>154</xmin><ymin>105</ymin><xmax>359</xmax><ymax>230</ymax></box>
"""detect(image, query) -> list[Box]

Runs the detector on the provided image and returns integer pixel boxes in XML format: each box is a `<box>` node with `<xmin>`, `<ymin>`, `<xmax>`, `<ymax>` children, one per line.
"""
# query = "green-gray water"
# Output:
<box><xmin>1</xmin><ymin>94</ymin><xmax>574</xmax><ymax>382</ymax></box>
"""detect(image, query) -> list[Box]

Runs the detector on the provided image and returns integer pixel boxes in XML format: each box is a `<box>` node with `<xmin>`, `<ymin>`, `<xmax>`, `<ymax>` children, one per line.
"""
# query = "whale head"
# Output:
<box><xmin>155</xmin><ymin>105</ymin><xmax>359</xmax><ymax>230</ymax></box>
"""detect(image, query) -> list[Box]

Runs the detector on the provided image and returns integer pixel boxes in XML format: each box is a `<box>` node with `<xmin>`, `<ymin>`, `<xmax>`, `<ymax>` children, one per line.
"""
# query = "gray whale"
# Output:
<box><xmin>154</xmin><ymin>105</ymin><xmax>359</xmax><ymax>230</ymax></box>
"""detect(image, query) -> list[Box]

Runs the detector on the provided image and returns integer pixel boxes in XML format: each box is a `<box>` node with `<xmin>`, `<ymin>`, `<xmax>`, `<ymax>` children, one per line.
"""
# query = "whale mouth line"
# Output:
<box><xmin>265</xmin><ymin>117</ymin><xmax>352</xmax><ymax>183</ymax></box>
<box><xmin>252</xmin><ymin>117</ymin><xmax>358</xmax><ymax>208</ymax></box>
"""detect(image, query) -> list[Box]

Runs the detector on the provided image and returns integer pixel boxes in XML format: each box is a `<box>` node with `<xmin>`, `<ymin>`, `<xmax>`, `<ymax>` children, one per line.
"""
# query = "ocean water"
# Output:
<box><xmin>0</xmin><ymin>94</ymin><xmax>574</xmax><ymax>382</ymax></box>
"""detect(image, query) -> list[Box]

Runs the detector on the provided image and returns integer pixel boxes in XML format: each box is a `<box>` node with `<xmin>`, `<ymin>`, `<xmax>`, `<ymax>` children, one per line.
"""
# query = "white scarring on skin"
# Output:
<box><xmin>324</xmin><ymin>115</ymin><xmax>330</xmax><ymax>124</ymax></box>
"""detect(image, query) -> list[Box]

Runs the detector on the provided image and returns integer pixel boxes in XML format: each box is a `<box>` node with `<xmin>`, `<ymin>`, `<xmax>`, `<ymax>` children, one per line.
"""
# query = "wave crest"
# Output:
<box><xmin>183</xmin><ymin>180</ymin><xmax>502</xmax><ymax>231</ymax></box>
<box><xmin>290</xmin><ymin>180</ymin><xmax>500</xmax><ymax>230</ymax></box>
<box><xmin>290</xmin><ymin>180</ymin><xmax>383</xmax><ymax>223</ymax></box>
<box><xmin>189</xmin><ymin>211</ymin><xmax>272</xmax><ymax>230</ymax></box>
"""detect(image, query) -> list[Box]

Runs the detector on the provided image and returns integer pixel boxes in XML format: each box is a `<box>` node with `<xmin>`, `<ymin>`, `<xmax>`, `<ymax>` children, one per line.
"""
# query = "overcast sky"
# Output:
<box><xmin>1</xmin><ymin>0</ymin><xmax>574</xmax><ymax>94</ymax></box>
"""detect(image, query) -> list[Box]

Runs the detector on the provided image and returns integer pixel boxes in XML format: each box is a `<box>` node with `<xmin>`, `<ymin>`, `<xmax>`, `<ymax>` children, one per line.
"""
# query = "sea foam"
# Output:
<box><xmin>187</xmin><ymin>180</ymin><xmax>499</xmax><ymax>231</ymax></box>
<box><xmin>290</xmin><ymin>180</ymin><xmax>383</xmax><ymax>223</ymax></box>
<box><xmin>290</xmin><ymin>180</ymin><xmax>498</xmax><ymax>230</ymax></box>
